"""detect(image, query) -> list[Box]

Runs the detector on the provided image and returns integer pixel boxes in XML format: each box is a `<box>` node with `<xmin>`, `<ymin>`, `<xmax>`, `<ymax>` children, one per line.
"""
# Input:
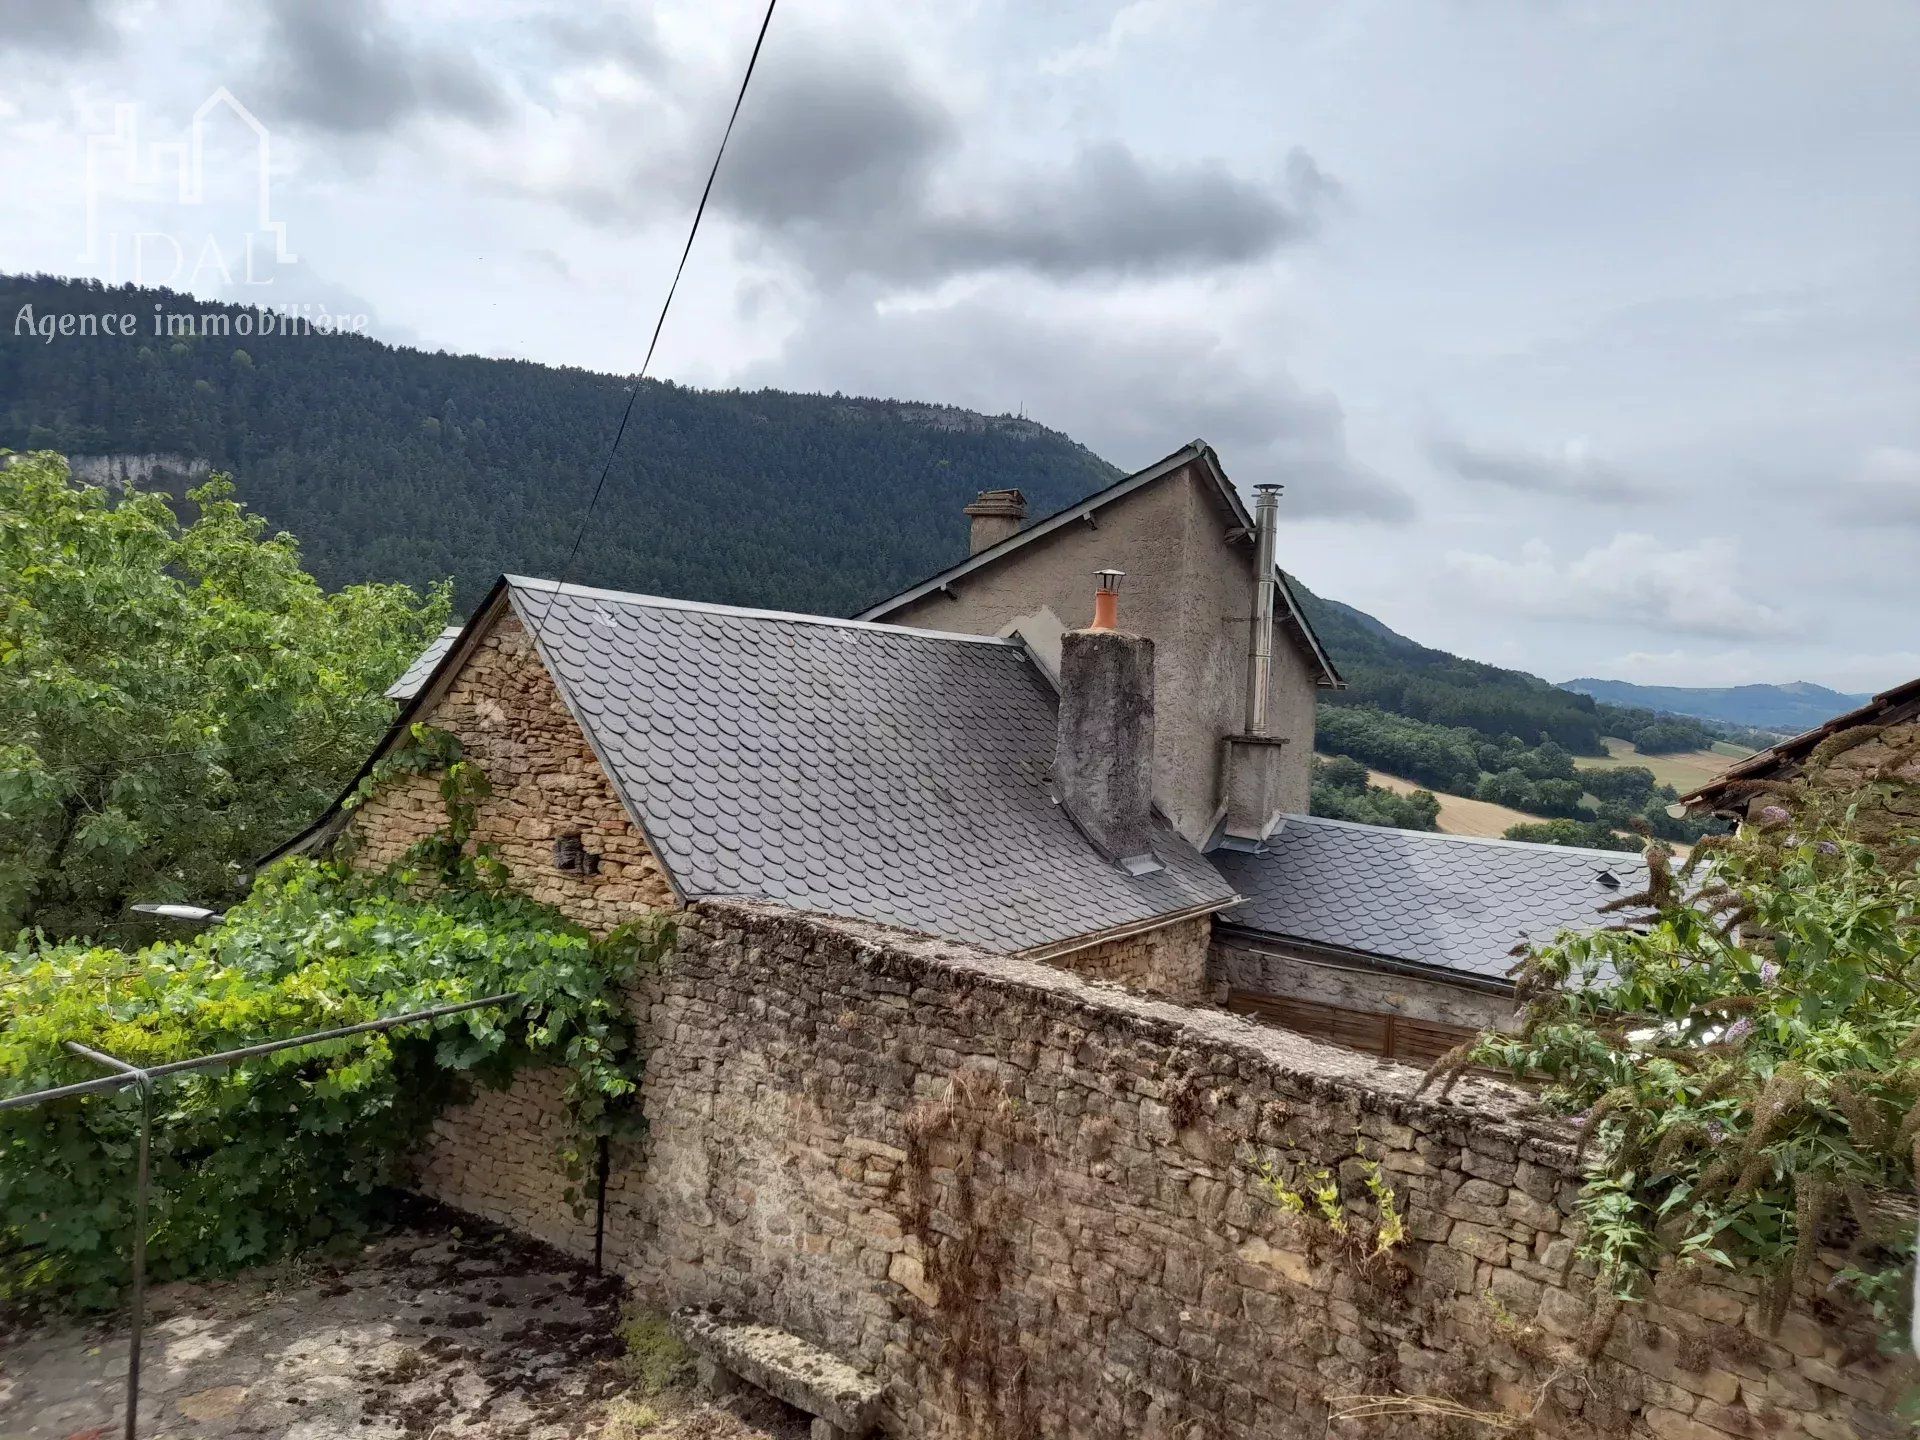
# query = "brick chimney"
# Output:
<box><xmin>1054</xmin><ymin>571</ymin><xmax>1161</xmax><ymax>874</ymax></box>
<box><xmin>962</xmin><ymin>488</ymin><xmax>1027</xmax><ymax>554</ymax></box>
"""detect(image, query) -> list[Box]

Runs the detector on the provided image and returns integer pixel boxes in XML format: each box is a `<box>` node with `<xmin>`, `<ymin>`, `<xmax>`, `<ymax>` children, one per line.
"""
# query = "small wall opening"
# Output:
<box><xmin>552</xmin><ymin>832</ymin><xmax>601</xmax><ymax>876</ymax></box>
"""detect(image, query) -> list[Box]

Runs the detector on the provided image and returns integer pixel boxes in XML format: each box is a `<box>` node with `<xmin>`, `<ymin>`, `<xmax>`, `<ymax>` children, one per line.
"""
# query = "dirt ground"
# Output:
<box><xmin>0</xmin><ymin>1205</ymin><xmax>808</xmax><ymax>1440</ymax></box>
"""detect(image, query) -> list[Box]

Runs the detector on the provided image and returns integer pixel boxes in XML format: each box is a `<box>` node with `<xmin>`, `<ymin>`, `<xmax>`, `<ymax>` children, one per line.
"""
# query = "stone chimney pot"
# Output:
<box><xmin>963</xmin><ymin>488</ymin><xmax>1027</xmax><ymax>554</ymax></box>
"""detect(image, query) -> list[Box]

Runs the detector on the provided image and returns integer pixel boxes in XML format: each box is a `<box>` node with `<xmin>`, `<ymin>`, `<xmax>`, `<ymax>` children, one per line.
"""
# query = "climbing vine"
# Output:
<box><xmin>0</xmin><ymin>727</ymin><xmax>671</xmax><ymax>1311</ymax></box>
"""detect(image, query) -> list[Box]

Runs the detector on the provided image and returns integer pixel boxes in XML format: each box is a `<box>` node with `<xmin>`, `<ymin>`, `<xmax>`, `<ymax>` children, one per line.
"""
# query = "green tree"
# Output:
<box><xmin>1476</xmin><ymin>766</ymin><xmax>1539</xmax><ymax>810</ymax></box>
<box><xmin>1310</xmin><ymin>757</ymin><xmax>1441</xmax><ymax>831</ymax></box>
<box><xmin>0</xmin><ymin>453</ymin><xmax>448</xmax><ymax>941</ymax></box>
<box><xmin>1502</xmin><ymin>819</ymin><xmax>1642</xmax><ymax>853</ymax></box>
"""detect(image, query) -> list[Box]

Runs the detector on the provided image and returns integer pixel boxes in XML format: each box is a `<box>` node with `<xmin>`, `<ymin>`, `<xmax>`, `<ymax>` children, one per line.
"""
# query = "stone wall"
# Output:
<box><xmin>345</xmin><ymin>609</ymin><xmax>676</xmax><ymax>933</ymax></box>
<box><xmin>415</xmin><ymin>901</ymin><xmax>1900</xmax><ymax>1440</ymax></box>
<box><xmin>1045</xmin><ymin>915</ymin><xmax>1214</xmax><ymax>1002</ymax></box>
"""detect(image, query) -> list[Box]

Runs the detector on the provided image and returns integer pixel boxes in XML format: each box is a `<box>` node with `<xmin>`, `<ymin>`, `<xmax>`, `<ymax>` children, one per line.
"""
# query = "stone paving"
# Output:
<box><xmin>0</xmin><ymin>1212</ymin><xmax>804</xmax><ymax>1440</ymax></box>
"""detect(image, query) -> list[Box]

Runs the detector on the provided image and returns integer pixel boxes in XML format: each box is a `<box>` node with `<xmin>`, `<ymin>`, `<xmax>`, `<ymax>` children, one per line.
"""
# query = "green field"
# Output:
<box><xmin>1576</xmin><ymin>737</ymin><xmax>1752</xmax><ymax>793</ymax></box>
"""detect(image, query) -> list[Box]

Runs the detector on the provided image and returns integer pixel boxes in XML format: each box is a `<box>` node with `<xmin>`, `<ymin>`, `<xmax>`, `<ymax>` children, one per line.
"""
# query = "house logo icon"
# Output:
<box><xmin>81</xmin><ymin>87</ymin><xmax>296</xmax><ymax>287</ymax></box>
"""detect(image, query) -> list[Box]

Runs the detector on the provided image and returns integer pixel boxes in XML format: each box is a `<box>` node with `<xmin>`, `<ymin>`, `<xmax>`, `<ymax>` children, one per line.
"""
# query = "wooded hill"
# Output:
<box><xmin>4</xmin><ymin>272</ymin><xmax>1750</xmax><ymax>780</ymax></box>
<box><xmin>2</xmin><ymin>274</ymin><xmax>1117</xmax><ymax>619</ymax></box>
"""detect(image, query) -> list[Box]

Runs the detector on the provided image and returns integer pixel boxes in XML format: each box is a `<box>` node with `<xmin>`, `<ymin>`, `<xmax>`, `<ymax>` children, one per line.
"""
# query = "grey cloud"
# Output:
<box><xmin>1429</xmin><ymin>434</ymin><xmax>1652</xmax><ymax>501</ymax></box>
<box><xmin>258</xmin><ymin>0</ymin><xmax>507</xmax><ymax>135</ymax></box>
<box><xmin>0</xmin><ymin>0</ymin><xmax>116</xmax><ymax>53</ymax></box>
<box><xmin>864</xmin><ymin>142</ymin><xmax>1328</xmax><ymax>284</ymax></box>
<box><xmin>745</xmin><ymin>293</ymin><xmax>1414</xmax><ymax>523</ymax></box>
<box><xmin>720</xmin><ymin>54</ymin><xmax>953</xmax><ymax>229</ymax></box>
<box><xmin>541</xmin><ymin>12</ymin><xmax>662</xmax><ymax>75</ymax></box>
<box><xmin>1833</xmin><ymin>447</ymin><xmax>1920</xmax><ymax>527</ymax></box>
<box><xmin>556</xmin><ymin>40</ymin><xmax>1327</xmax><ymax>288</ymax></box>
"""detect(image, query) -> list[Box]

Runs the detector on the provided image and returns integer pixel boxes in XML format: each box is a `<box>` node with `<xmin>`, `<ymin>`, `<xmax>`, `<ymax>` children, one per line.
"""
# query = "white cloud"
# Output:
<box><xmin>1443</xmin><ymin>533</ymin><xmax>1793</xmax><ymax>640</ymax></box>
<box><xmin>1041</xmin><ymin>0</ymin><xmax>1205</xmax><ymax>76</ymax></box>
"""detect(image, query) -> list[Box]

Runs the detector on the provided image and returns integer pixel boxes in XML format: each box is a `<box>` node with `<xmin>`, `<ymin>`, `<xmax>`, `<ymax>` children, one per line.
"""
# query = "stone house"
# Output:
<box><xmin>264</xmin><ymin>440</ymin><xmax>1904</xmax><ymax>1437</ymax></box>
<box><xmin>278</xmin><ymin>440</ymin><xmax>1649</xmax><ymax>1062</ymax></box>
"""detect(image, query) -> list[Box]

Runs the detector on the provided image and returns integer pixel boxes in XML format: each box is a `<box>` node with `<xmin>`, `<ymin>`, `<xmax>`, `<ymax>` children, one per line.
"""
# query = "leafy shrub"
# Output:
<box><xmin>0</xmin><ymin>859</ymin><xmax>671</xmax><ymax>1309</ymax></box>
<box><xmin>1448</xmin><ymin>731</ymin><xmax>1920</xmax><ymax>1349</ymax></box>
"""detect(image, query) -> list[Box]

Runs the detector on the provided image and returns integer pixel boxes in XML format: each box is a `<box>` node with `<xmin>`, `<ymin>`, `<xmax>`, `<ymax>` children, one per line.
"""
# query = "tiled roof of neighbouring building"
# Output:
<box><xmin>472</xmin><ymin>578</ymin><xmax>1237</xmax><ymax>953</ymax></box>
<box><xmin>1211</xmin><ymin>814</ymin><xmax>1647</xmax><ymax>983</ymax></box>
<box><xmin>386</xmin><ymin>626</ymin><xmax>463</xmax><ymax>700</ymax></box>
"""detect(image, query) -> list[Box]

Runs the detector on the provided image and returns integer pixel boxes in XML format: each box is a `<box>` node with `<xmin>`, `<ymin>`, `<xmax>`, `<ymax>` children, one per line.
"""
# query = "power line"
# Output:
<box><xmin>550</xmin><ymin>0</ymin><xmax>781</xmax><ymax>592</ymax></box>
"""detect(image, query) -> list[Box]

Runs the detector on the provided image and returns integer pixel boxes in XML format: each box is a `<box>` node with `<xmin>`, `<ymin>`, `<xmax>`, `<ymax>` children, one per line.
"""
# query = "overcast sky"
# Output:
<box><xmin>4</xmin><ymin>0</ymin><xmax>1917</xmax><ymax>692</ymax></box>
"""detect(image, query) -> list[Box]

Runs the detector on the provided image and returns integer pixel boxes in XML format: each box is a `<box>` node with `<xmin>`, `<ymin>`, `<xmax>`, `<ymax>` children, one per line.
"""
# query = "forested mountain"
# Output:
<box><xmin>1287</xmin><ymin>582</ymin><xmax>1743</xmax><ymax>756</ymax></box>
<box><xmin>1559</xmin><ymin>677</ymin><xmax>1870</xmax><ymax>733</ymax></box>
<box><xmin>2</xmin><ymin>274</ymin><xmax>1118</xmax><ymax>617</ymax></box>
<box><xmin>4</xmin><ymin>272</ymin><xmax>1744</xmax><ymax>779</ymax></box>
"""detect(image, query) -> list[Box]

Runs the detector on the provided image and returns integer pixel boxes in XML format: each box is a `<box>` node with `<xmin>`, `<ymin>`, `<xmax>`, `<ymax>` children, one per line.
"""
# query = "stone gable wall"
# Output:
<box><xmin>416</xmin><ymin>901</ymin><xmax>1898</xmax><ymax>1440</ymax></box>
<box><xmin>1046</xmin><ymin>914</ymin><xmax>1213</xmax><ymax>1001</ymax></box>
<box><xmin>344</xmin><ymin>610</ymin><xmax>676</xmax><ymax>931</ymax></box>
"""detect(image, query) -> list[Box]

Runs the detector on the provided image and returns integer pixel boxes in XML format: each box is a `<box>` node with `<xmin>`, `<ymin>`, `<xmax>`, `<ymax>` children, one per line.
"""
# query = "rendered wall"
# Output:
<box><xmin>883</xmin><ymin>462</ymin><xmax>1318</xmax><ymax>844</ymax></box>
<box><xmin>417</xmin><ymin>901</ymin><xmax>1899</xmax><ymax>1440</ymax></box>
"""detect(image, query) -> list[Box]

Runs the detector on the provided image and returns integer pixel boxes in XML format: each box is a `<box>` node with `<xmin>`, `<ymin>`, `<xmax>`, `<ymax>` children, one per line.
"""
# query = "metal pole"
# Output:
<box><xmin>127</xmin><ymin>1078</ymin><xmax>150</xmax><ymax>1440</ymax></box>
<box><xmin>593</xmin><ymin>1133</ymin><xmax>611</xmax><ymax>1275</ymax></box>
<box><xmin>33</xmin><ymin>992</ymin><xmax>521</xmax><ymax>1440</ymax></box>
<box><xmin>63</xmin><ymin>1043</ymin><xmax>151</xmax><ymax>1440</ymax></box>
<box><xmin>1245</xmin><ymin>483</ymin><xmax>1282</xmax><ymax>737</ymax></box>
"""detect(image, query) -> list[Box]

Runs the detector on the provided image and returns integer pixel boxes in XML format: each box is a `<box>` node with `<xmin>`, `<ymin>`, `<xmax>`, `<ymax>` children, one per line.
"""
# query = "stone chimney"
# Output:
<box><xmin>1054</xmin><ymin>571</ymin><xmax>1161</xmax><ymax>875</ymax></box>
<box><xmin>962</xmin><ymin>488</ymin><xmax>1027</xmax><ymax>554</ymax></box>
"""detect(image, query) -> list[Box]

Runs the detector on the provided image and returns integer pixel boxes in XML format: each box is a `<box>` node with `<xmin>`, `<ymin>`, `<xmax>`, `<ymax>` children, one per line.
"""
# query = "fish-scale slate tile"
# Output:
<box><xmin>505</xmin><ymin>578</ymin><xmax>1236</xmax><ymax>954</ymax></box>
<box><xmin>1212</xmin><ymin>814</ymin><xmax>1646</xmax><ymax>981</ymax></box>
<box><xmin>384</xmin><ymin>626</ymin><xmax>464</xmax><ymax>700</ymax></box>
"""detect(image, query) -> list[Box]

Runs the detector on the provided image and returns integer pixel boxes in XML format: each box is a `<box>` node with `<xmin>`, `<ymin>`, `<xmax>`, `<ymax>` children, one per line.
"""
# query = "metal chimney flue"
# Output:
<box><xmin>1245</xmin><ymin>484</ymin><xmax>1282</xmax><ymax>736</ymax></box>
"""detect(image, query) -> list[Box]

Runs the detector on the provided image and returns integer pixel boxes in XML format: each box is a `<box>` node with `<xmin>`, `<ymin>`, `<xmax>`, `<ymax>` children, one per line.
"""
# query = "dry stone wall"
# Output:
<box><xmin>1046</xmin><ymin>914</ymin><xmax>1213</xmax><ymax>1002</ymax></box>
<box><xmin>416</xmin><ymin>901</ymin><xmax>1901</xmax><ymax>1440</ymax></box>
<box><xmin>345</xmin><ymin>610</ymin><xmax>675</xmax><ymax>932</ymax></box>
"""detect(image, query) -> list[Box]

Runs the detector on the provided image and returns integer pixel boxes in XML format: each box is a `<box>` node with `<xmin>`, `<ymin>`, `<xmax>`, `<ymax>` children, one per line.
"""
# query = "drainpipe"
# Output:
<box><xmin>1244</xmin><ymin>483</ymin><xmax>1281</xmax><ymax>736</ymax></box>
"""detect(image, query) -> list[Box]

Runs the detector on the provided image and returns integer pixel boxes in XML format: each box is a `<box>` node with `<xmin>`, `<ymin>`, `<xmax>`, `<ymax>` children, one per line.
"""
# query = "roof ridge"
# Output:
<box><xmin>1276</xmin><ymin>812</ymin><xmax>1646</xmax><ymax>864</ymax></box>
<box><xmin>505</xmin><ymin>575</ymin><xmax>1026</xmax><ymax>648</ymax></box>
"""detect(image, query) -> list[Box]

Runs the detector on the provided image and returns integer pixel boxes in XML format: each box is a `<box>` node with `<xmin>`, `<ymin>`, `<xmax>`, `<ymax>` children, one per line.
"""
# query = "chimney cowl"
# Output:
<box><xmin>963</xmin><ymin>488</ymin><xmax>1027</xmax><ymax>554</ymax></box>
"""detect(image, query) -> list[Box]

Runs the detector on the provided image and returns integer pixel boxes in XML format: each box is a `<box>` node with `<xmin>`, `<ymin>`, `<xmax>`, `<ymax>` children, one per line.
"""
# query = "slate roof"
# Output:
<box><xmin>1211</xmin><ymin>815</ymin><xmax>1646</xmax><ymax>983</ymax></box>
<box><xmin>387</xmin><ymin>626</ymin><xmax>464</xmax><ymax>701</ymax></box>
<box><xmin>496</xmin><ymin>577</ymin><xmax>1237</xmax><ymax>953</ymax></box>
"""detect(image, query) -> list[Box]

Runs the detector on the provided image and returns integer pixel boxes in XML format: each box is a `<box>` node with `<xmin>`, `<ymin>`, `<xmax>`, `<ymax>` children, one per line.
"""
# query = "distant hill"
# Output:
<box><xmin>1558</xmin><ymin>677</ymin><xmax>1870</xmax><ymax>734</ymax></box>
<box><xmin>1288</xmin><ymin>582</ymin><xmax>1727</xmax><ymax>756</ymax></box>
